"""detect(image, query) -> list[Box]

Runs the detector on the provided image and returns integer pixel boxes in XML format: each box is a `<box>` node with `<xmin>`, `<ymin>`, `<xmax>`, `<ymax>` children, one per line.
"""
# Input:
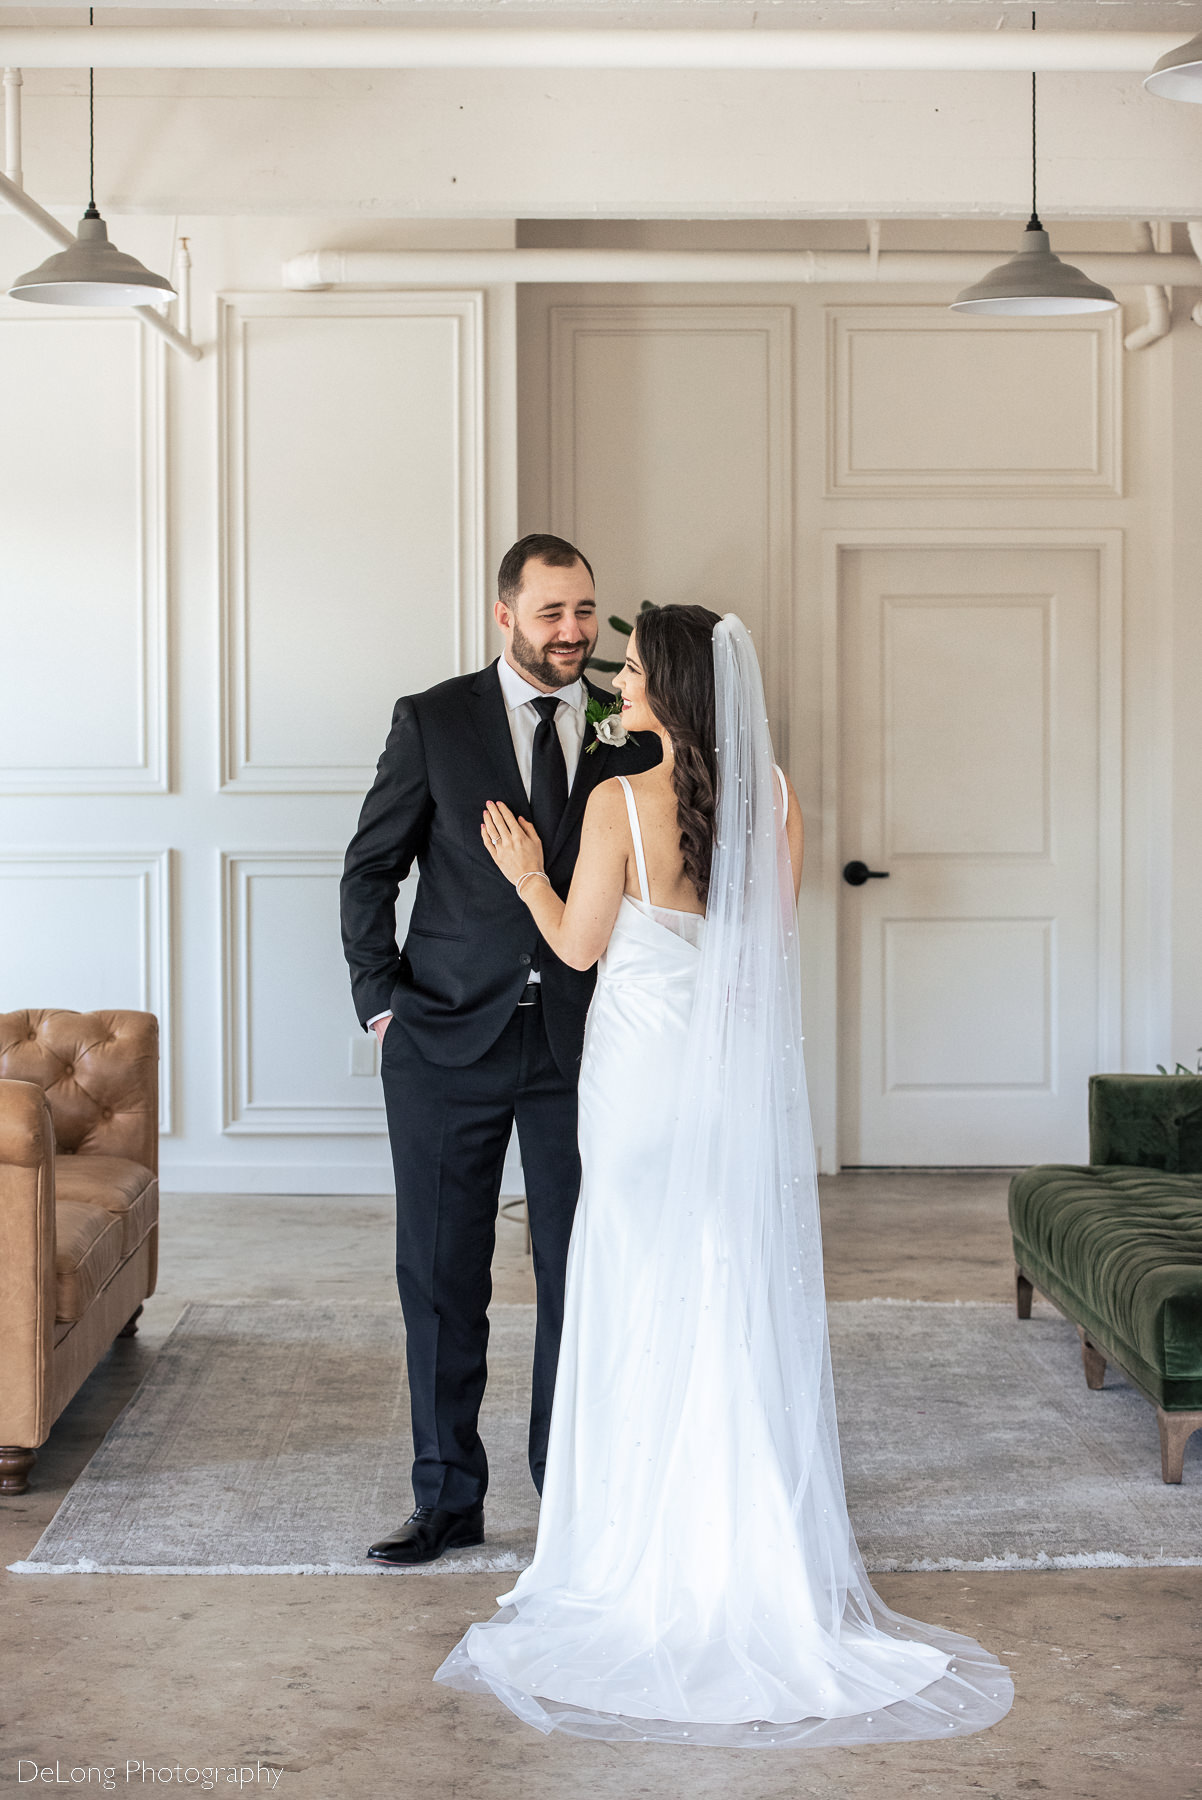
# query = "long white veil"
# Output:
<box><xmin>436</xmin><ymin>615</ymin><xmax>1013</xmax><ymax>1746</ymax></box>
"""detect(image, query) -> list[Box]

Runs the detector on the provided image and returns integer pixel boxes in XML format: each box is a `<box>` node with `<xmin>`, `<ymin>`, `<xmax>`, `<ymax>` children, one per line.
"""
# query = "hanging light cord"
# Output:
<box><xmin>1028</xmin><ymin>10</ymin><xmax>1041</xmax><ymax>231</ymax></box>
<box><xmin>86</xmin><ymin>6</ymin><xmax>98</xmax><ymax>219</ymax></box>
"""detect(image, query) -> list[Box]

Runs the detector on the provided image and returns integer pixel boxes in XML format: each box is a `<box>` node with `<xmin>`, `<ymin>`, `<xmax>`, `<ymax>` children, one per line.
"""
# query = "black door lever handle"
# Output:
<box><xmin>842</xmin><ymin>861</ymin><xmax>890</xmax><ymax>887</ymax></box>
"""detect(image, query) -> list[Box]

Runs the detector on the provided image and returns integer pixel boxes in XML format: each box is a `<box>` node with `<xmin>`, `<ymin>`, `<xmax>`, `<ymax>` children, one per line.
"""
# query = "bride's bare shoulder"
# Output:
<box><xmin>587</xmin><ymin>768</ymin><xmax>664</xmax><ymax>817</ymax></box>
<box><xmin>582</xmin><ymin>777</ymin><xmax>632</xmax><ymax>828</ymax></box>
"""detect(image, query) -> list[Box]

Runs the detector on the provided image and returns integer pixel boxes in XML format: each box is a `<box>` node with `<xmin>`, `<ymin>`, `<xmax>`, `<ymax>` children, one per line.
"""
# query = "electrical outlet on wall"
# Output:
<box><xmin>348</xmin><ymin>1033</ymin><xmax>379</xmax><ymax>1078</ymax></box>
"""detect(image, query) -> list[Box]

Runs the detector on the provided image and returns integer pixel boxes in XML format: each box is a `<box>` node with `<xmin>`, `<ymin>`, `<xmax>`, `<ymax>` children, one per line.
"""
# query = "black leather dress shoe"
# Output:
<box><xmin>367</xmin><ymin>1505</ymin><xmax>485</xmax><ymax>1567</ymax></box>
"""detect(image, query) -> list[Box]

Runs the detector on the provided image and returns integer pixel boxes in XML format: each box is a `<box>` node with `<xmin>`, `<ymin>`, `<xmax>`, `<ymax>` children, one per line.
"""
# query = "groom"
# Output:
<box><xmin>341</xmin><ymin>534</ymin><xmax>660</xmax><ymax>1565</ymax></box>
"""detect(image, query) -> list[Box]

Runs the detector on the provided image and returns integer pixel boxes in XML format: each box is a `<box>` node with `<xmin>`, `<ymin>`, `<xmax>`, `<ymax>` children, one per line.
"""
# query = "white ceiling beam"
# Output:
<box><xmin>0</xmin><ymin>27</ymin><xmax>1181</xmax><ymax>73</ymax></box>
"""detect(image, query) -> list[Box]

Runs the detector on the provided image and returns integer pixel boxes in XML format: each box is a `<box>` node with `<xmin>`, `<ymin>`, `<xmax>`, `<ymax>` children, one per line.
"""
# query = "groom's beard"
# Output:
<box><xmin>510</xmin><ymin>621</ymin><xmax>591</xmax><ymax>690</ymax></box>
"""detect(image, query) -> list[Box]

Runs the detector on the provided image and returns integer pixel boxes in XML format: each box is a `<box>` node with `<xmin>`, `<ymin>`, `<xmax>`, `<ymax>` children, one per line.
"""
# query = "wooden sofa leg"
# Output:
<box><xmin>1157</xmin><ymin>1410</ymin><xmax>1202</xmax><ymax>1485</ymax></box>
<box><xmin>1015</xmin><ymin>1267</ymin><xmax>1034</xmax><ymax>1319</ymax></box>
<box><xmin>117</xmin><ymin>1303</ymin><xmax>144</xmax><ymax>1339</ymax></box>
<box><xmin>0</xmin><ymin>1447</ymin><xmax>37</xmax><ymax>1495</ymax></box>
<box><xmin>1077</xmin><ymin>1326</ymin><xmax>1107</xmax><ymax>1390</ymax></box>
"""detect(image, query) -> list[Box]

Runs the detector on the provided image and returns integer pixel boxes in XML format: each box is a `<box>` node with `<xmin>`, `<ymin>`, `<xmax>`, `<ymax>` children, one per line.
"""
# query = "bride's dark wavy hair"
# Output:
<box><xmin>632</xmin><ymin>604</ymin><xmax>723</xmax><ymax>907</ymax></box>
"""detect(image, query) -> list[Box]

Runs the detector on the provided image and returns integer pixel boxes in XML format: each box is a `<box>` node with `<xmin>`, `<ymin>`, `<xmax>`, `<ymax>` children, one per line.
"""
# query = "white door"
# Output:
<box><xmin>838</xmin><ymin>543</ymin><xmax>1114</xmax><ymax>1167</ymax></box>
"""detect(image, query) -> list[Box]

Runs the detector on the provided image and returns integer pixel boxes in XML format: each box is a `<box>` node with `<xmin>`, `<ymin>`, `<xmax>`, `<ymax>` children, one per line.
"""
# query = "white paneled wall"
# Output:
<box><xmin>0</xmin><ymin>313</ymin><xmax>166</xmax><ymax>792</ymax></box>
<box><xmin>522</xmin><ymin>283</ymin><xmax>1169</xmax><ymax>1168</ymax></box>
<box><xmin>0</xmin><ymin>215</ymin><xmax>1187</xmax><ymax>1182</ymax></box>
<box><xmin>0</xmin><ymin>249</ymin><xmax>512</xmax><ymax>1192</ymax></box>
<box><xmin>548</xmin><ymin>303</ymin><xmax>793</xmax><ymax>745</ymax></box>
<box><xmin>0</xmin><ymin>850</ymin><xmax>173</xmax><ymax>1129</ymax></box>
<box><xmin>220</xmin><ymin>851</ymin><xmax>415</xmax><ymax>1135</ymax></box>
<box><xmin>826</xmin><ymin>308</ymin><xmax>1122</xmax><ymax>495</ymax></box>
<box><xmin>218</xmin><ymin>292</ymin><xmax>485</xmax><ymax>791</ymax></box>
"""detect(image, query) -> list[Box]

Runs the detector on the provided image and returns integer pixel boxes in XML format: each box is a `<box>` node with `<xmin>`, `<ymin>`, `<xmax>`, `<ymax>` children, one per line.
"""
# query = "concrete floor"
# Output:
<box><xmin>4</xmin><ymin>1174</ymin><xmax>1199</xmax><ymax>1800</ymax></box>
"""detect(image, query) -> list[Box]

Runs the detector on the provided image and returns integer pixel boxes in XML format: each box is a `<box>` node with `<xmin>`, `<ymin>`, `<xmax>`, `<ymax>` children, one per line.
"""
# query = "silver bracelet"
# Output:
<box><xmin>516</xmin><ymin>871</ymin><xmax>551</xmax><ymax>902</ymax></box>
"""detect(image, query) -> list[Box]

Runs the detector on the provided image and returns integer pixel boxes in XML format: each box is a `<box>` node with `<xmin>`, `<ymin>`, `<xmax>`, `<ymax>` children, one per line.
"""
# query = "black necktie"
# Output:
<box><xmin>530</xmin><ymin>695</ymin><xmax>569</xmax><ymax>852</ymax></box>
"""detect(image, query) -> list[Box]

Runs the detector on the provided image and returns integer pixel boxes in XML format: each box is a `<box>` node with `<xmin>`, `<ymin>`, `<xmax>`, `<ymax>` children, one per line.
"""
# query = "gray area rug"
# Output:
<box><xmin>10</xmin><ymin>1299</ymin><xmax>1201</xmax><ymax>1575</ymax></box>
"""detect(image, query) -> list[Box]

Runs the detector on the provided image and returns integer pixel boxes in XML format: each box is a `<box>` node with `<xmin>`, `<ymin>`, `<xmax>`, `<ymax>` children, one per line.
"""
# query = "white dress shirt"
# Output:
<box><xmin>368</xmin><ymin>659</ymin><xmax>589</xmax><ymax>1026</ymax></box>
<box><xmin>494</xmin><ymin>656</ymin><xmax>587</xmax><ymax>987</ymax></box>
<box><xmin>495</xmin><ymin>654</ymin><xmax>587</xmax><ymax>796</ymax></box>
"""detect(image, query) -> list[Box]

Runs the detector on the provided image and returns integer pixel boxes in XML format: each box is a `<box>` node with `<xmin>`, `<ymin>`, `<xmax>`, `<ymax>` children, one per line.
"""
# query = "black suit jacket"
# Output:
<box><xmin>340</xmin><ymin>660</ymin><xmax>661</xmax><ymax>1078</ymax></box>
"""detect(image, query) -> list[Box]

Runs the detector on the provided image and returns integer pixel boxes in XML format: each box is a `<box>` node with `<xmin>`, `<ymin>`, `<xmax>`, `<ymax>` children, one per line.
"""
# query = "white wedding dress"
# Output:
<box><xmin>435</xmin><ymin>618</ymin><xmax>1013</xmax><ymax>1747</ymax></box>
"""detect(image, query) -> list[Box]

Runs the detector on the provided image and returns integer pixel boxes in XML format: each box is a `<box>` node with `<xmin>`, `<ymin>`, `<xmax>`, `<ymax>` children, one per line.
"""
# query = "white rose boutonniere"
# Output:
<box><xmin>586</xmin><ymin>696</ymin><xmax>628</xmax><ymax>754</ymax></box>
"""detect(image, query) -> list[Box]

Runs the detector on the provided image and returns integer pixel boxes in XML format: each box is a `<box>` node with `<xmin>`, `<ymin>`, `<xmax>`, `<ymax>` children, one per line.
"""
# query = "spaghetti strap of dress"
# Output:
<box><xmin>619</xmin><ymin>769</ymin><xmax>785</xmax><ymax>907</ymax></box>
<box><xmin>616</xmin><ymin>774</ymin><xmax>651</xmax><ymax>906</ymax></box>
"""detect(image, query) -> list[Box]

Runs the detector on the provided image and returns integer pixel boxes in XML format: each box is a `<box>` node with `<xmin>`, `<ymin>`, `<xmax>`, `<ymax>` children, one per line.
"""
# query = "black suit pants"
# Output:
<box><xmin>381</xmin><ymin>996</ymin><xmax>581</xmax><ymax>1513</ymax></box>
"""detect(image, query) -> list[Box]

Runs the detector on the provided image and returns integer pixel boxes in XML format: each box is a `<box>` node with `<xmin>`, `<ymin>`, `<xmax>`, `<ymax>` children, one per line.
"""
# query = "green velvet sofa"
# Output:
<box><xmin>1009</xmin><ymin>1074</ymin><xmax>1202</xmax><ymax>1484</ymax></box>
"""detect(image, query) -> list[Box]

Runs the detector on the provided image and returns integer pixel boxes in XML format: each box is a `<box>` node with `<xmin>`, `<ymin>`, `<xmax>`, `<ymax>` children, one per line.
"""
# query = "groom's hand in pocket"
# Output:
<box><xmin>371</xmin><ymin>1016</ymin><xmax>391</xmax><ymax>1046</ymax></box>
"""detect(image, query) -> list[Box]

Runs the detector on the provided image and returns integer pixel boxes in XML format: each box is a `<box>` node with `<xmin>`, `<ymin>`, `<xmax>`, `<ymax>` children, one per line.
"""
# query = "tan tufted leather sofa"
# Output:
<box><xmin>0</xmin><ymin>1008</ymin><xmax>159</xmax><ymax>1494</ymax></box>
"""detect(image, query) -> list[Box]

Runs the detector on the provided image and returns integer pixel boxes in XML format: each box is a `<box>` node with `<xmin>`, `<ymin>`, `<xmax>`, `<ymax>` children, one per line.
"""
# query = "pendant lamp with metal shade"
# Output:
<box><xmin>1145</xmin><ymin>33</ymin><xmax>1202</xmax><ymax>102</ymax></box>
<box><xmin>8</xmin><ymin>22</ymin><xmax>175</xmax><ymax>307</ymax></box>
<box><xmin>951</xmin><ymin>24</ymin><xmax>1117</xmax><ymax>317</ymax></box>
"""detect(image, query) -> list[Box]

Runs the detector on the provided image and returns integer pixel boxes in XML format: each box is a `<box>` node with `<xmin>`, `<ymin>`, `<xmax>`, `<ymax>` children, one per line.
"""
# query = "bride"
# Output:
<box><xmin>436</xmin><ymin>605</ymin><xmax>1014</xmax><ymax>1747</ymax></box>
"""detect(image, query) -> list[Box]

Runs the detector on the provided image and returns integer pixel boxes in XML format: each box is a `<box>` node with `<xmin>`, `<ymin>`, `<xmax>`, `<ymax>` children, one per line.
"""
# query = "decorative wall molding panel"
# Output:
<box><xmin>218</xmin><ymin>291</ymin><xmax>486</xmax><ymax>792</ymax></box>
<box><xmin>826</xmin><ymin>306</ymin><xmax>1123</xmax><ymax>497</ymax></box>
<box><xmin>0</xmin><ymin>849</ymin><xmax>174</xmax><ymax>1131</ymax></box>
<box><xmin>221</xmin><ymin>851</ymin><xmax>398</xmax><ymax>1135</ymax></box>
<box><xmin>883</xmin><ymin>916</ymin><xmax>1054</xmax><ymax>1093</ymax></box>
<box><xmin>881</xmin><ymin>594</ymin><xmax>1052</xmax><ymax>861</ymax></box>
<box><xmin>0</xmin><ymin>311</ymin><xmax>167</xmax><ymax>793</ymax></box>
<box><xmin>548</xmin><ymin>302</ymin><xmax>794</xmax><ymax>749</ymax></box>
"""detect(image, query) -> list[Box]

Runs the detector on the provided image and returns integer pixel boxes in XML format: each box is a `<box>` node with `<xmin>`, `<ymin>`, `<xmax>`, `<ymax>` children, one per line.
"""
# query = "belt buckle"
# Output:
<box><xmin>516</xmin><ymin>983</ymin><xmax>539</xmax><ymax>1009</ymax></box>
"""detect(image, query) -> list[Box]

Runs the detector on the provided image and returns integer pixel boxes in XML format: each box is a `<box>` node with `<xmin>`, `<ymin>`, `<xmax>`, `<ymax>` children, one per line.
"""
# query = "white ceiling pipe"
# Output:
<box><xmin>1122</xmin><ymin>222</ymin><xmax>1172</xmax><ymax>350</ymax></box>
<box><xmin>3</xmin><ymin>68</ymin><xmax>21</xmax><ymax>190</ymax></box>
<box><xmin>1187</xmin><ymin>222</ymin><xmax>1202</xmax><ymax>327</ymax></box>
<box><xmin>1124</xmin><ymin>284</ymin><xmax>1172</xmax><ymax>349</ymax></box>
<box><xmin>283</xmin><ymin>247</ymin><xmax>1202</xmax><ymax>291</ymax></box>
<box><xmin>174</xmin><ymin>234</ymin><xmax>192</xmax><ymax>340</ymax></box>
<box><xmin>0</xmin><ymin>168</ymin><xmax>202</xmax><ymax>360</ymax></box>
<box><xmin>0</xmin><ymin>27</ymin><xmax>1180</xmax><ymax>73</ymax></box>
<box><xmin>0</xmin><ymin>164</ymin><xmax>80</xmax><ymax>252</ymax></box>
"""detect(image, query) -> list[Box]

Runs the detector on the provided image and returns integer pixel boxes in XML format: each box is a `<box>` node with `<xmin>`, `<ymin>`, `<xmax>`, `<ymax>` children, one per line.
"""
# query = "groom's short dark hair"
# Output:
<box><xmin>498</xmin><ymin>534</ymin><xmax>595</xmax><ymax>608</ymax></box>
